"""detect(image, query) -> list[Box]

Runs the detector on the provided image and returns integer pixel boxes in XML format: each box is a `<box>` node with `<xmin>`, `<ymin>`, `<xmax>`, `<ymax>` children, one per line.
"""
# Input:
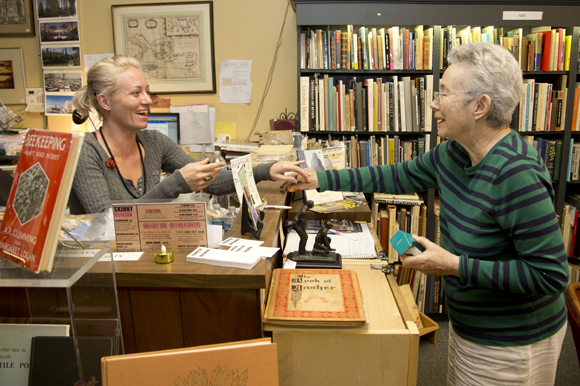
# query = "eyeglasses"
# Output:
<box><xmin>433</xmin><ymin>91</ymin><xmax>471</xmax><ymax>103</ymax></box>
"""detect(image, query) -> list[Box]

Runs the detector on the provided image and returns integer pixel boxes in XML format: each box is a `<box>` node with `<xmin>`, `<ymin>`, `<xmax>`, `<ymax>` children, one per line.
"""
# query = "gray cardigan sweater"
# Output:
<box><xmin>69</xmin><ymin>130</ymin><xmax>273</xmax><ymax>214</ymax></box>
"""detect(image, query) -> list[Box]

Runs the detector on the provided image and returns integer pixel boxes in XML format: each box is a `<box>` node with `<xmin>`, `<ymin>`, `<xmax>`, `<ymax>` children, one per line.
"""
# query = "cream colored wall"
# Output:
<box><xmin>2</xmin><ymin>0</ymin><xmax>297</xmax><ymax>150</ymax></box>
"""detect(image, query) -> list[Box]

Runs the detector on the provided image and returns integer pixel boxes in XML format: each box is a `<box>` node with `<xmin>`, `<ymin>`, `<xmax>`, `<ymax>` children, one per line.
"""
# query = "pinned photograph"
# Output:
<box><xmin>39</xmin><ymin>20</ymin><xmax>79</xmax><ymax>44</ymax></box>
<box><xmin>41</xmin><ymin>45</ymin><xmax>81</xmax><ymax>69</ymax></box>
<box><xmin>37</xmin><ymin>0</ymin><xmax>77</xmax><ymax>19</ymax></box>
<box><xmin>45</xmin><ymin>94</ymin><xmax>74</xmax><ymax>115</ymax></box>
<box><xmin>43</xmin><ymin>71</ymin><xmax>82</xmax><ymax>93</ymax></box>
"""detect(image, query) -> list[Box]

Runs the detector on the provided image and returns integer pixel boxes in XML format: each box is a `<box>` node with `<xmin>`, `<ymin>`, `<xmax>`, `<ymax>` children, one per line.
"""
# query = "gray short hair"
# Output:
<box><xmin>73</xmin><ymin>55</ymin><xmax>141</xmax><ymax>120</ymax></box>
<box><xmin>448</xmin><ymin>43</ymin><xmax>523</xmax><ymax>129</ymax></box>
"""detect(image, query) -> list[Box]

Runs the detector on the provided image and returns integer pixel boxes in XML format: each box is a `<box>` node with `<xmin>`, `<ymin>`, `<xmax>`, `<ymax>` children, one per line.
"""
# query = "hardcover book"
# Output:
<box><xmin>28</xmin><ymin>336</ymin><xmax>113</xmax><ymax>386</ymax></box>
<box><xmin>101</xmin><ymin>338</ymin><xmax>278</xmax><ymax>386</ymax></box>
<box><xmin>0</xmin><ymin>130</ymin><xmax>84</xmax><ymax>273</ymax></box>
<box><xmin>263</xmin><ymin>269</ymin><xmax>366</xmax><ymax>326</ymax></box>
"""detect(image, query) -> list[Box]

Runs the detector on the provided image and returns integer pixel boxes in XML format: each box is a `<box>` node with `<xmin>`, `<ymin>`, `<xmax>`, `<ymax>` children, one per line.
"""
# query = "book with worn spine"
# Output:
<box><xmin>264</xmin><ymin>269</ymin><xmax>366</xmax><ymax>326</ymax></box>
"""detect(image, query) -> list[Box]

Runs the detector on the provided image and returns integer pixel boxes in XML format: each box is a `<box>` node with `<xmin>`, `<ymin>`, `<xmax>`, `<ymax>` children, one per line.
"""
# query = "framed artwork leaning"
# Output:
<box><xmin>112</xmin><ymin>1</ymin><xmax>216</xmax><ymax>94</ymax></box>
<box><xmin>0</xmin><ymin>0</ymin><xmax>35</xmax><ymax>37</ymax></box>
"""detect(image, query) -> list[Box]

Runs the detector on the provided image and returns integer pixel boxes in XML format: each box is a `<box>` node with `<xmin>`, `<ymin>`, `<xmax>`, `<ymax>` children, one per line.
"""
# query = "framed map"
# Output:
<box><xmin>112</xmin><ymin>2</ymin><xmax>216</xmax><ymax>94</ymax></box>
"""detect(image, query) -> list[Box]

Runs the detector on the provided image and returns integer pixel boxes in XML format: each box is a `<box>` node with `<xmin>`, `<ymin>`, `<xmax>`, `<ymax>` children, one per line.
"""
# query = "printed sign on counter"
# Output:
<box><xmin>112</xmin><ymin>202</ymin><xmax>207</xmax><ymax>253</ymax></box>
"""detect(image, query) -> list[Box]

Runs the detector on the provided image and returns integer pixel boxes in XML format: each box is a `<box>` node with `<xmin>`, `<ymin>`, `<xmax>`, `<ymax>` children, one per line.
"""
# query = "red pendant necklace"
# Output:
<box><xmin>99</xmin><ymin>128</ymin><xmax>147</xmax><ymax>199</ymax></box>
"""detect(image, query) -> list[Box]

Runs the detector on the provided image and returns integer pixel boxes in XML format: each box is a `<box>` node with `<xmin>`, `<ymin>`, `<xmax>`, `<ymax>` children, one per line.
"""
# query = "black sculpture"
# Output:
<box><xmin>288</xmin><ymin>201</ymin><xmax>341</xmax><ymax>269</ymax></box>
<box><xmin>313</xmin><ymin>221</ymin><xmax>335</xmax><ymax>255</ymax></box>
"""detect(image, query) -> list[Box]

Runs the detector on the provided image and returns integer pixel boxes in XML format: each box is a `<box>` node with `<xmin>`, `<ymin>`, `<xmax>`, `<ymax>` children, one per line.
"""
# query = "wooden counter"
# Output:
<box><xmin>265</xmin><ymin>260</ymin><xmax>420</xmax><ymax>386</ymax></box>
<box><xmin>90</xmin><ymin>180</ymin><xmax>289</xmax><ymax>353</ymax></box>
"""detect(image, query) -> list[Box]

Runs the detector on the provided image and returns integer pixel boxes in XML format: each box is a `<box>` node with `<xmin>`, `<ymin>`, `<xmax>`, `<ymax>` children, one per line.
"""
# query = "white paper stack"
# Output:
<box><xmin>186</xmin><ymin>246</ymin><xmax>261</xmax><ymax>270</ymax></box>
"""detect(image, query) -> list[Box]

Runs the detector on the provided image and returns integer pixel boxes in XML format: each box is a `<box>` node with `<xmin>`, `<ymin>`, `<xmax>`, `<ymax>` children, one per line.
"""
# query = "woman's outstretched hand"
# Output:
<box><xmin>281</xmin><ymin>168</ymin><xmax>320</xmax><ymax>191</ymax></box>
<box><xmin>179</xmin><ymin>158</ymin><xmax>226</xmax><ymax>191</ymax></box>
<box><xmin>270</xmin><ymin>160</ymin><xmax>312</xmax><ymax>185</ymax></box>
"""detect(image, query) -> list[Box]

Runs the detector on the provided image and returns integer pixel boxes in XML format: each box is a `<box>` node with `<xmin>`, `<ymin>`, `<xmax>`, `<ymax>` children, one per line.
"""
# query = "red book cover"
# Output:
<box><xmin>0</xmin><ymin>130</ymin><xmax>84</xmax><ymax>273</ymax></box>
<box><xmin>540</xmin><ymin>30</ymin><xmax>552</xmax><ymax>71</ymax></box>
<box><xmin>570</xmin><ymin>210</ymin><xmax>579</xmax><ymax>257</ymax></box>
<box><xmin>404</xmin><ymin>29</ymin><xmax>410</xmax><ymax>69</ymax></box>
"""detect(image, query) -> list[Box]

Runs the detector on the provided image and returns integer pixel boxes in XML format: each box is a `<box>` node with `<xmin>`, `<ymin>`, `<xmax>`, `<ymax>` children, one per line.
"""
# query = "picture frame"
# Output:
<box><xmin>41</xmin><ymin>45</ymin><xmax>81</xmax><ymax>69</ymax></box>
<box><xmin>0</xmin><ymin>48</ymin><xmax>27</xmax><ymax>104</ymax></box>
<box><xmin>0</xmin><ymin>0</ymin><xmax>35</xmax><ymax>37</ymax></box>
<box><xmin>39</xmin><ymin>20</ymin><xmax>80</xmax><ymax>44</ymax></box>
<box><xmin>112</xmin><ymin>1</ymin><xmax>216</xmax><ymax>94</ymax></box>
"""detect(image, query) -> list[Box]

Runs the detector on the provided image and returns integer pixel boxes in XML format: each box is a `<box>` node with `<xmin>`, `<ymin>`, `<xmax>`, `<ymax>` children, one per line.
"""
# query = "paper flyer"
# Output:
<box><xmin>229</xmin><ymin>154</ymin><xmax>262</xmax><ymax>207</ymax></box>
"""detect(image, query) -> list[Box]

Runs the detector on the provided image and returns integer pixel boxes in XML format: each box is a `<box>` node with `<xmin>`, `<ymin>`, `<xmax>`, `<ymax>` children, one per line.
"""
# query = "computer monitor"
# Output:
<box><xmin>145</xmin><ymin>113</ymin><xmax>180</xmax><ymax>144</ymax></box>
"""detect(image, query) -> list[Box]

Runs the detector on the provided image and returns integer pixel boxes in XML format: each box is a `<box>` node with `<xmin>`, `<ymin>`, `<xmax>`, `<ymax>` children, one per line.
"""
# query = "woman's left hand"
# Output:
<box><xmin>270</xmin><ymin>160</ymin><xmax>312</xmax><ymax>184</ymax></box>
<box><xmin>400</xmin><ymin>235</ymin><xmax>460</xmax><ymax>277</ymax></box>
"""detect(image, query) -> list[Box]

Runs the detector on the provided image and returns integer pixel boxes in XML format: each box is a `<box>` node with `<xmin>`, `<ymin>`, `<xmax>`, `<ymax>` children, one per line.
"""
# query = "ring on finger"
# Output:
<box><xmin>204</xmin><ymin>172</ymin><xmax>213</xmax><ymax>182</ymax></box>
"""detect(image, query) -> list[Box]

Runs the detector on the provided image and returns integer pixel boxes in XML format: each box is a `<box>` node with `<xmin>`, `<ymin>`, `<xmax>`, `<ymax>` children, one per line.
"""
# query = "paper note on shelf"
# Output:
<box><xmin>99</xmin><ymin>252</ymin><xmax>143</xmax><ymax>262</ymax></box>
<box><xmin>283</xmin><ymin>224</ymin><xmax>377</xmax><ymax>259</ymax></box>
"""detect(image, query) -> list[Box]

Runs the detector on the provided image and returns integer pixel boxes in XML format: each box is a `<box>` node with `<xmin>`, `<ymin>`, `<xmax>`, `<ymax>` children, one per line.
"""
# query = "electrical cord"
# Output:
<box><xmin>244</xmin><ymin>0</ymin><xmax>291</xmax><ymax>142</ymax></box>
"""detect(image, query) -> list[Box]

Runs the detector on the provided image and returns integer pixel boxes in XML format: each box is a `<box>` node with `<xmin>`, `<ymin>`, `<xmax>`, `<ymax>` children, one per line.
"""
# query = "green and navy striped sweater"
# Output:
<box><xmin>316</xmin><ymin>130</ymin><xmax>568</xmax><ymax>346</ymax></box>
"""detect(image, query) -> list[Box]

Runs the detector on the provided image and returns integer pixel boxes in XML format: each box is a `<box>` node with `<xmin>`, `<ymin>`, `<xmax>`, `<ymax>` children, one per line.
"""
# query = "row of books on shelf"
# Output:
<box><xmin>521</xmin><ymin>135</ymin><xmax>561</xmax><ymax>181</ymax></box>
<box><xmin>302</xmin><ymin>25</ymin><xmax>578</xmax><ymax>73</ymax></box>
<box><xmin>371</xmin><ymin>192</ymin><xmax>445</xmax><ymax>314</ymax></box>
<box><xmin>302</xmin><ymin>135</ymin><xmax>431</xmax><ymax>171</ymax></box>
<box><xmin>515</xmin><ymin>76</ymin><xmax>567</xmax><ymax>133</ymax></box>
<box><xmin>569</xmin><ymin>260</ymin><xmax>580</xmax><ymax>284</ymax></box>
<box><xmin>441</xmin><ymin>26</ymin><xmax>573</xmax><ymax>72</ymax></box>
<box><xmin>563</xmin><ymin>195</ymin><xmax>580</xmax><ymax>259</ymax></box>
<box><xmin>345</xmin><ymin>134</ymin><xmax>431</xmax><ymax>169</ymax></box>
<box><xmin>301</xmin><ymin>25</ymin><xmax>433</xmax><ymax>71</ymax></box>
<box><xmin>561</xmin><ymin>195</ymin><xmax>580</xmax><ymax>284</ymax></box>
<box><xmin>299</xmin><ymin>74</ymin><xmax>434</xmax><ymax>133</ymax></box>
<box><xmin>570</xmin><ymin>141</ymin><xmax>580</xmax><ymax>181</ymax></box>
<box><xmin>397</xmin><ymin>267</ymin><xmax>446</xmax><ymax>315</ymax></box>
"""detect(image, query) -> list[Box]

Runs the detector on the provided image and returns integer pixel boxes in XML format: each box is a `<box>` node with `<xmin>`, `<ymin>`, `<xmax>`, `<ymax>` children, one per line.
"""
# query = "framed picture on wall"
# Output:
<box><xmin>0</xmin><ymin>0</ymin><xmax>35</xmax><ymax>37</ymax></box>
<box><xmin>0</xmin><ymin>48</ymin><xmax>27</xmax><ymax>104</ymax></box>
<box><xmin>37</xmin><ymin>0</ymin><xmax>77</xmax><ymax>19</ymax></box>
<box><xmin>112</xmin><ymin>1</ymin><xmax>216</xmax><ymax>94</ymax></box>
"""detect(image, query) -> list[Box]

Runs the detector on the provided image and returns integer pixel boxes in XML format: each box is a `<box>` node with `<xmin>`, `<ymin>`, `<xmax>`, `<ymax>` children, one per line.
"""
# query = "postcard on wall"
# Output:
<box><xmin>39</xmin><ymin>20</ymin><xmax>80</xmax><ymax>44</ymax></box>
<box><xmin>112</xmin><ymin>201</ymin><xmax>208</xmax><ymax>253</ymax></box>
<box><xmin>229</xmin><ymin>154</ymin><xmax>263</xmax><ymax>208</ymax></box>
<box><xmin>37</xmin><ymin>0</ymin><xmax>77</xmax><ymax>19</ymax></box>
<box><xmin>43</xmin><ymin>71</ymin><xmax>82</xmax><ymax>93</ymax></box>
<box><xmin>45</xmin><ymin>94</ymin><xmax>74</xmax><ymax>116</ymax></box>
<box><xmin>41</xmin><ymin>45</ymin><xmax>81</xmax><ymax>69</ymax></box>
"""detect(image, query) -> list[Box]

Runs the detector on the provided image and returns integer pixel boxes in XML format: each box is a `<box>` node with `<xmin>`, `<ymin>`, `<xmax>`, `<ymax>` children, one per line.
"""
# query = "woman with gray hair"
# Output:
<box><xmin>69</xmin><ymin>55</ymin><xmax>309</xmax><ymax>214</ymax></box>
<box><xmin>286</xmin><ymin>43</ymin><xmax>568</xmax><ymax>385</ymax></box>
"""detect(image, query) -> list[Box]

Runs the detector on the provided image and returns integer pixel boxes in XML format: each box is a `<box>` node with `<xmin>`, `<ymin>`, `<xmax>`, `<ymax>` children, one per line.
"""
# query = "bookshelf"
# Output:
<box><xmin>294</xmin><ymin>1</ymin><xmax>580</xmax><ymax>246</ymax></box>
